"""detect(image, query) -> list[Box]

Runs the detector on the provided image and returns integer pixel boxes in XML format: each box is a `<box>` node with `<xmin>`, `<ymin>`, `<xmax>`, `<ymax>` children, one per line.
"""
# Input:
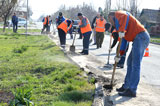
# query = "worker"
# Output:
<box><xmin>77</xmin><ymin>13</ymin><xmax>92</xmax><ymax>55</ymax></box>
<box><xmin>12</xmin><ymin>13</ymin><xmax>18</xmax><ymax>33</ymax></box>
<box><xmin>41</xmin><ymin>15</ymin><xmax>50</xmax><ymax>34</ymax></box>
<box><xmin>107</xmin><ymin>25</ymin><xmax>129</xmax><ymax>68</ymax></box>
<box><xmin>108</xmin><ymin>11</ymin><xmax>150</xmax><ymax>97</ymax></box>
<box><xmin>56</xmin><ymin>12</ymin><xmax>73</xmax><ymax>49</ymax></box>
<box><xmin>95</xmin><ymin>14</ymin><xmax>106</xmax><ymax>49</ymax></box>
<box><xmin>91</xmin><ymin>13</ymin><xmax>100</xmax><ymax>45</ymax></box>
<box><xmin>68</xmin><ymin>20</ymin><xmax>73</xmax><ymax>39</ymax></box>
<box><xmin>47</xmin><ymin>15</ymin><xmax>52</xmax><ymax>34</ymax></box>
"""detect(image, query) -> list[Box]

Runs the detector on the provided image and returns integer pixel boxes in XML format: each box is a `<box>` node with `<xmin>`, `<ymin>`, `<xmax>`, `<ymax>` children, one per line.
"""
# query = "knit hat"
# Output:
<box><xmin>77</xmin><ymin>13</ymin><xmax>82</xmax><ymax>16</ymax></box>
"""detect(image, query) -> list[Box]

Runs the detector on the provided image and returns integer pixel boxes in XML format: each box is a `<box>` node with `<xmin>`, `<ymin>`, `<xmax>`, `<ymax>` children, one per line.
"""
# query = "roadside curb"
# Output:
<box><xmin>48</xmin><ymin>34</ymin><xmax>114</xmax><ymax>106</ymax></box>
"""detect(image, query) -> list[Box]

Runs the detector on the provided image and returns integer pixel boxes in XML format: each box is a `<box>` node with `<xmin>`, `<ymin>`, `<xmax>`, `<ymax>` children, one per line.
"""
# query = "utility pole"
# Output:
<box><xmin>26</xmin><ymin>0</ymin><xmax>28</xmax><ymax>35</ymax></box>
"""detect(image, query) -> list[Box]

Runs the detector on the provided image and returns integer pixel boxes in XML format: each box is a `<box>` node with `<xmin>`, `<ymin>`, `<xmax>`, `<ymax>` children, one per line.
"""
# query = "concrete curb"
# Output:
<box><xmin>48</xmin><ymin>34</ymin><xmax>113</xmax><ymax>106</ymax></box>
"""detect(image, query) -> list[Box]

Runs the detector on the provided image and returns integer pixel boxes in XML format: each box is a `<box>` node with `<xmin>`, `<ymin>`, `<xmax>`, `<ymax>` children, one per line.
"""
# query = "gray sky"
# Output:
<box><xmin>27</xmin><ymin>0</ymin><xmax>160</xmax><ymax>20</ymax></box>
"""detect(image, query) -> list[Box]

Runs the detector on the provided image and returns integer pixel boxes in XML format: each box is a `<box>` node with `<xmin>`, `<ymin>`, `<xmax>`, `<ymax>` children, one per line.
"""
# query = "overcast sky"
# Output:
<box><xmin>26</xmin><ymin>0</ymin><xmax>160</xmax><ymax>20</ymax></box>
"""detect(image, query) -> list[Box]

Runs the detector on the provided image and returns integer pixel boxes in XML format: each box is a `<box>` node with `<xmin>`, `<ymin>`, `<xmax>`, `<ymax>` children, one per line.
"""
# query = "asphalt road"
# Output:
<box><xmin>65</xmin><ymin>32</ymin><xmax>160</xmax><ymax>87</ymax></box>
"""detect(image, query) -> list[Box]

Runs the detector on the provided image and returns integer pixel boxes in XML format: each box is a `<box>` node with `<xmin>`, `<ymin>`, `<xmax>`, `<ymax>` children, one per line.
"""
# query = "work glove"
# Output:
<box><xmin>120</xmin><ymin>50</ymin><xmax>125</xmax><ymax>56</ymax></box>
<box><xmin>119</xmin><ymin>32</ymin><xmax>125</xmax><ymax>38</ymax></box>
<box><xmin>114</xmin><ymin>56</ymin><xmax>121</xmax><ymax>63</ymax></box>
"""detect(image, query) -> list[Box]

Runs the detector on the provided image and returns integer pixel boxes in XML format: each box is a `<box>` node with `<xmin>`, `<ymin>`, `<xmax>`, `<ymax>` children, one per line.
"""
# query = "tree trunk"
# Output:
<box><xmin>3</xmin><ymin>17</ymin><xmax>7</xmax><ymax>32</ymax></box>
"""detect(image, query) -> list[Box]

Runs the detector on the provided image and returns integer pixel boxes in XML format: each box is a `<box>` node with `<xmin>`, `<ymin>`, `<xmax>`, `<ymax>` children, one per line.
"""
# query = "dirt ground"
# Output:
<box><xmin>0</xmin><ymin>91</ymin><xmax>14</xmax><ymax>103</ymax></box>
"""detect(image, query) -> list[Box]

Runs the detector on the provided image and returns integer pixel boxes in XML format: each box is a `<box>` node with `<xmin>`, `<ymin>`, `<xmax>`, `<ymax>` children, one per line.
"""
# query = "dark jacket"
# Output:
<box><xmin>12</xmin><ymin>15</ymin><xmax>18</xmax><ymax>24</ymax></box>
<box><xmin>56</xmin><ymin>16</ymin><xmax>65</xmax><ymax>26</ymax></box>
<box><xmin>91</xmin><ymin>16</ymin><xmax>98</xmax><ymax>29</ymax></box>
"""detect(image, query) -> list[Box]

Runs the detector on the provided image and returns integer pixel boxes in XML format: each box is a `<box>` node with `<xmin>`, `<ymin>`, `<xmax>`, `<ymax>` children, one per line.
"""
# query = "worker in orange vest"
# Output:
<box><xmin>77</xmin><ymin>13</ymin><xmax>92</xmax><ymax>55</ymax></box>
<box><xmin>56</xmin><ymin>12</ymin><xmax>73</xmax><ymax>49</ymax></box>
<box><xmin>108</xmin><ymin>11</ymin><xmax>150</xmax><ymax>97</ymax></box>
<box><xmin>106</xmin><ymin>24</ymin><xmax>129</xmax><ymax>68</ymax></box>
<box><xmin>41</xmin><ymin>15</ymin><xmax>50</xmax><ymax>34</ymax></box>
<box><xmin>95</xmin><ymin>14</ymin><xmax>107</xmax><ymax>49</ymax></box>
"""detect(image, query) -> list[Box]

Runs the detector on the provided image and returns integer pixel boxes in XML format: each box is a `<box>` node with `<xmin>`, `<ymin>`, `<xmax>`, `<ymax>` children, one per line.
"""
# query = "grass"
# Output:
<box><xmin>0</xmin><ymin>32</ymin><xmax>95</xmax><ymax>106</ymax></box>
<box><xmin>150</xmin><ymin>37</ymin><xmax>160</xmax><ymax>43</ymax></box>
<box><xmin>0</xmin><ymin>28</ymin><xmax>41</xmax><ymax>34</ymax></box>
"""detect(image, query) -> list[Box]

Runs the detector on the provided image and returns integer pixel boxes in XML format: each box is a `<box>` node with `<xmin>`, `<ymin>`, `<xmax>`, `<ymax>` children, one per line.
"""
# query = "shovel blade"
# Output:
<box><xmin>70</xmin><ymin>45</ymin><xmax>75</xmax><ymax>52</ymax></box>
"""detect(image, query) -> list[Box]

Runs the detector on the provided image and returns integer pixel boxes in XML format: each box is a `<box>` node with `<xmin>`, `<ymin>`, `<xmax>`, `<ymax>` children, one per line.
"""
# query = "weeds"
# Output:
<box><xmin>9</xmin><ymin>88</ymin><xmax>34</xmax><ymax>106</ymax></box>
<box><xmin>13</xmin><ymin>45</ymin><xmax>28</xmax><ymax>53</ymax></box>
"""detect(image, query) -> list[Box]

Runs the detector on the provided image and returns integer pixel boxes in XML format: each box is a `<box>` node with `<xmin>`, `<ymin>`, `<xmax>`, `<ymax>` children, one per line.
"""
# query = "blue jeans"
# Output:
<box><xmin>118</xmin><ymin>43</ymin><xmax>129</xmax><ymax>65</ymax></box>
<box><xmin>13</xmin><ymin>23</ymin><xmax>18</xmax><ymax>33</ymax></box>
<box><xmin>123</xmin><ymin>31</ymin><xmax>150</xmax><ymax>93</ymax></box>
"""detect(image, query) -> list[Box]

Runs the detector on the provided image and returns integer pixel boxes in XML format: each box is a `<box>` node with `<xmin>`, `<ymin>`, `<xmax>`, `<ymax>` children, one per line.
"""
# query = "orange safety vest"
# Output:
<box><xmin>43</xmin><ymin>17</ymin><xmax>49</xmax><ymax>25</ymax></box>
<box><xmin>79</xmin><ymin>17</ymin><xmax>92</xmax><ymax>34</ymax></box>
<box><xmin>58</xmin><ymin>19</ymin><xmax>72</xmax><ymax>34</ymax></box>
<box><xmin>95</xmin><ymin>18</ymin><xmax>106</xmax><ymax>32</ymax></box>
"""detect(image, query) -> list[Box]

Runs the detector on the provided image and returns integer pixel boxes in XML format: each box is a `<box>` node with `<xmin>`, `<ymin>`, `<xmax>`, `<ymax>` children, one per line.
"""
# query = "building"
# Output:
<box><xmin>139</xmin><ymin>9</ymin><xmax>160</xmax><ymax>36</ymax></box>
<box><xmin>16</xmin><ymin>7</ymin><xmax>27</xmax><ymax>19</ymax></box>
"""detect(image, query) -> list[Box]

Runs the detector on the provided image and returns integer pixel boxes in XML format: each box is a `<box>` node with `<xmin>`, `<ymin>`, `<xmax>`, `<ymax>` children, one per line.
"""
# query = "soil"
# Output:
<box><xmin>0</xmin><ymin>90</ymin><xmax>14</xmax><ymax>103</ymax></box>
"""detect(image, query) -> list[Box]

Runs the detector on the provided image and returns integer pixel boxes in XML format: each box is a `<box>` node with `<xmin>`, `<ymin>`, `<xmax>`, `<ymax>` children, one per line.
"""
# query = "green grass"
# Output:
<box><xmin>151</xmin><ymin>37</ymin><xmax>160</xmax><ymax>43</ymax></box>
<box><xmin>0</xmin><ymin>28</ymin><xmax>41</xmax><ymax>34</ymax></box>
<box><xmin>0</xmin><ymin>33</ymin><xmax>95</xmax><ymax>106</ymax></box>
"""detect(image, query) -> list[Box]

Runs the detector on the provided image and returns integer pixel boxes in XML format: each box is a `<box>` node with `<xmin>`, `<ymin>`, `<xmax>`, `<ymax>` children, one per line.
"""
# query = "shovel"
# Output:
<box><xmin>103</xmin><ymin>38</ymin><xmax>122</xmax><ymax>89</ymax></box>
<box><xmin>104</xmin><ymin>34</ymin><xmax>113</xmax><ymax>69</ymax></box>
<box><xmin>69</xmin><ymin>29</ymin><xmax>77</xmax><ymax>52</ymax></box>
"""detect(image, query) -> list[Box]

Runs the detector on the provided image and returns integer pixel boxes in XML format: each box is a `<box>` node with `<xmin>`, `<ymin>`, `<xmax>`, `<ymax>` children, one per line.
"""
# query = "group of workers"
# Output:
<box><xmin>43</xmin><ymin>10</ymin><xmax>150</xmax><ymax>98</ymax></box>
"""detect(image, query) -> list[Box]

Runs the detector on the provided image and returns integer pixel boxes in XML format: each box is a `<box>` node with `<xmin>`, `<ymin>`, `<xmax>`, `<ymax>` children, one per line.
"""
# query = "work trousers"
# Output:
<box><xmin>58</xmin><ymin>28</ymin><xmax>66</xmax><ymax>48</ymax></box>
<box><xmin>96</xmin><ymin>32</ymin><xmax>104</xmax><ymax>48</ymax></box>
<box><xmin>13</xmin><ymin>23</ymin><xmax>18</xmax><ymax>33</ymax></box>
<box><xmin>41</xmin><ymin>25</ymin><xmax>48</xmax><ymax>34</ymax></box>
<box><xmin>123</xmin><ymin>31</ymin><xmax>150</xmax><ymax>93</ymax></box>
<box><xmin>82</xmin><ymin>33</ymin><xmax>91</xmax><ymax>54</ymax></box>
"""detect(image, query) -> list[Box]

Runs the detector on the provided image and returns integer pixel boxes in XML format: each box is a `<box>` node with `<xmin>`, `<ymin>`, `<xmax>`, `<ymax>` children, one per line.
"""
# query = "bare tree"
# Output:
<box><xmin>129</xmin><ymin>0</ymin><xmax>138</xmax><ymax>16</ymax></box>
<box><xmin>114</xmin><ymin>0</ymin><xmax>141</xmax><ymax>17</ymax></box>
<box><xmin>51</xmin><ymin>3</ymin><xmax>97</xmax><ymax>23</ymax></box>
<box><xmin>0</xmin><ymin>0</ymin><xmax>18</xmax><ymax>32</ymax></box>
<box><xmin>105</xmin><ymin>0</ymin><xmax>111</xmax><ymax>15</ymax></box>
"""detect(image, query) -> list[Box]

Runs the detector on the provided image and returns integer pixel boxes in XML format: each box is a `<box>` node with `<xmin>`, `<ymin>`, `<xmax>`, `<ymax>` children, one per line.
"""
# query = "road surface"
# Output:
<box><xmin>64</xmin><ymin>32</ymin><xmax>160</xmax><ymax>88</ymax></box>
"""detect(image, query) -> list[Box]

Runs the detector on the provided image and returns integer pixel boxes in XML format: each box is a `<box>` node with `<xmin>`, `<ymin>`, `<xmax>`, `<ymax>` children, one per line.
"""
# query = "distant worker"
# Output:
<box><xmin>12</xmin><ymin>13</ymin><xmax>18</xmax><ymax>33</ymax></box>
<box><xmin>107</xmin><ymin>25</ymin><xmax>129</xmax><ymax>68</ymax></box>
<box><xmin>77</xmin><ymin>13</ymin><xmax>92</xmax><ymax>55</ymax></box>
<box><xmin>108</xmin><ymin>11</ymin><xmax>150</xmax><ymax>97</ymax></box>
<box><xmin>47</xmin><ymin>15</ymin><xmax>52</xmax><ymax>34</ymax></box>
<box><xmin>95</xmin><ymin>14</ymin><xmax>106</xmax><ymax>49</ymax></box>
<box><xmin>68</xmin><ymin>19</ymin><xmax>73</xmax><ymax>39</ymax></box>
<box><xmin>91</xmin><ymin>13</ymin><xmax>100</xmax><ymax>45</ymax></box>
<box><xmin>56</xmin><ymin>12</ymin><xmax>73</xmax><ymax>49</ymax></box>
<box><xmin>41</xmin><ymin>15</ymin><xmax>50</xmax><ymax>34</ymax></box>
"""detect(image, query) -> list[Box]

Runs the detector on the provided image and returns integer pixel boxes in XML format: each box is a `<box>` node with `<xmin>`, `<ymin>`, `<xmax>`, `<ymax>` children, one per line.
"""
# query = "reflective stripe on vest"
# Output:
<box><xmin>58</xmin><ymin>20</ymin><xmax>68</xmax><ymax>34</ymax></box>
<box><xmin>95</xmin><ymin>19</ymin><xmax>106</xmax><ymax>32</ymax></box>
<box><xmin>125</xmin><ymin>12</ymin><xmax>130</xmax><ymax>30</ymax></box>
<box><xmin>79</xmin><ymin>17</ymin><xmax>92</xmax><ymax>34</ymax></box>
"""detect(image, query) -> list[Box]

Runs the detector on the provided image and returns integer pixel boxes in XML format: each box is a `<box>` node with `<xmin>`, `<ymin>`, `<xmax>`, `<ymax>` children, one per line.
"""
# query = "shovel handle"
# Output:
<box><xmin>110</xmin><ymin>38</ymin><xmax>122</xmax><ymax>85</ymax></box>
<box><xmin>72</xmin><ymin>29</ymin><xmax>77</xmax><ymax>45</ymax></box>
<box><xmin>107</xmin><ymin>34</ymin><xmax>112</xmax><ymax>63</ymax></box>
